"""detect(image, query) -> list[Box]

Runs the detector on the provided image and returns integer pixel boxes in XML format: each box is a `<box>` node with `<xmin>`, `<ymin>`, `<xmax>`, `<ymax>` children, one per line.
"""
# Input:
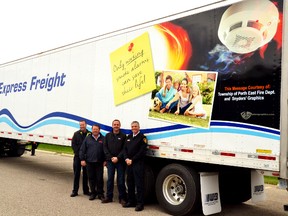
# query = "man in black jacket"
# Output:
<box><xmin>70</xmin><ymin>120</ymin><xmax>90</xmax><ymax>197</ymax></box>
<box><xmin>80</xmin><ymin>124</ymin><xmax>106</xmax><ymax>201</ymax></box>
<box><xmin>122</xmin><ymin>121</ymin><xmax>147</xmax><ymax>212</ymax></box>
<box><xmin>102</xmin><ymin>119</ymin><xmax>127</xmax><ymax>205</ymax></box>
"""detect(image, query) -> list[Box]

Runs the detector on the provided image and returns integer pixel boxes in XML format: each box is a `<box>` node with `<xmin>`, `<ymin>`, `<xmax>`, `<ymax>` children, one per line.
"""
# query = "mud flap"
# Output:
<box><xmin>251</xmin><ymin>170</ymin><xmax>266</xmax><ymax>202</ymax></box>
<box><xmin>200</xmin><ymin>172</ymin><xmax>221</xmax><ymax>215</ymax></box>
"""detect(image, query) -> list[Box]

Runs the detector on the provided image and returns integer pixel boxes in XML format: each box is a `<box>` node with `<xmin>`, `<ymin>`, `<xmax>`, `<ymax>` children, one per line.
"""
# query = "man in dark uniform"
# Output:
<box><xmin>70</xmin><ymin>120</ymin><xmax>90</xmax><ymax>197</ymax></box>
<box><xmin>102</xmin><ymin>119</ymin><xmax>127</xmax><ymax>205</ymax></box>
<box><xmin>122</xmin><ymin>121</ymin><xmax>147</xmax><ymax>212</ymax></box>
<box><xmin>79</xmin><ymin>124</ymin><xmax>106</xmax><ymax>201</ymax></box>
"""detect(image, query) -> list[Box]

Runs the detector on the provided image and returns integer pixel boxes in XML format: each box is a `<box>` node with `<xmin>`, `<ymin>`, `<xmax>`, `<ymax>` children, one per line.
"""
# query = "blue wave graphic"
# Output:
<box><xmin>0</xmin><ymin>108</ymin><xmax>188</xmax><ymax>134</ymax></box>
<box><xmin>0</xmin><ymin>108</ymin><xmax>280</xmax><ymax>141</ymax></box>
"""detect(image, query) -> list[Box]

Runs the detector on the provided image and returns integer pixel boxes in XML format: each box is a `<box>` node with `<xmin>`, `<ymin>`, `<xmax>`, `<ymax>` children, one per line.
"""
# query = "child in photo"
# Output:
<box><xmin>184</xmin><ymin>84</ymin><xmax>206</xmax><ymax>118</ymax></box>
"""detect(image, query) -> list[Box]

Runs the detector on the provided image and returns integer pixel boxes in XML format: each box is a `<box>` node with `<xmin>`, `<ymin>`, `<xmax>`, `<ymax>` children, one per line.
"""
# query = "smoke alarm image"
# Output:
<box><xmin>218</xmin><ymin>0</ymin><xmax>279</xmax><ymax>54</ymax></box>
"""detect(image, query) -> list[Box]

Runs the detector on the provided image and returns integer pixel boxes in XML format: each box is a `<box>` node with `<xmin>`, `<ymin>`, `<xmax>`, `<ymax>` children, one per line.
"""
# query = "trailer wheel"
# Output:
<box><xmin>7</xmin><ymin>144</ymin><xmax>25</xmax><ymax>157</ymax></box>
<box><xmin>4</xmin><ymin>139</ymin><xmax>26</xmax><ymax>157</ymax></box>
<box><xmin>156</xmin><ymin>164</ymin><xmax>200</xmax><ymax>216</ymax></box>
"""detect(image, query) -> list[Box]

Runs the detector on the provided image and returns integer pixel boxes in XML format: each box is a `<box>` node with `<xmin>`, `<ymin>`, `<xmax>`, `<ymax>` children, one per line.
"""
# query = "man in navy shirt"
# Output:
<box><xmin>80</xmin><ymin>124</ymin><xmax>105</xmax><ymax>201</ymax></box>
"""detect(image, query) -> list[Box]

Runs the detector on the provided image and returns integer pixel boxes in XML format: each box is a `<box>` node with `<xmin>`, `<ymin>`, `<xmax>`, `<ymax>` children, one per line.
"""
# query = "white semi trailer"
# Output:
<box><xmin>0</xmin><ymin>0</ymin><xmax>287</xmax><ymax>215</ymax></box>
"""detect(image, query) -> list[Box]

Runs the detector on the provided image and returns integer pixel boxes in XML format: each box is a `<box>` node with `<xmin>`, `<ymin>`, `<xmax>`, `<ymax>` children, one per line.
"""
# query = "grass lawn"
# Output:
<box><xmin>149</xmin><ymin>104</ymin><xmax>212</xmax><ymax>128</ymax></box>
<box><xmin>264</xmin><ymin>176</ymin><xmax>279</xmax><ymax>185</ymax></box>
<box><xmin>36</xmin><ymin>143</ymin><xmax>73</xmax><ymax>155</ymax></box>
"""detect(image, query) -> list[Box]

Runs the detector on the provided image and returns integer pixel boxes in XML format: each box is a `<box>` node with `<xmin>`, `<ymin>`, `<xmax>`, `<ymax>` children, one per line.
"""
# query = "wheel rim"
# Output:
<box><xmin>162</xmin><ymin>174</ymin><xmax>187</xmax><ymax>205</ymax></box>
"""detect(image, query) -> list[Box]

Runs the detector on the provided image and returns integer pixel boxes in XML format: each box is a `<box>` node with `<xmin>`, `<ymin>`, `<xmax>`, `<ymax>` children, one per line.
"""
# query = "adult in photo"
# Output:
<box><xmin>166</xmin><ymin>78</ymin><xmax>192</xmax><ymax>115</ymax></box>
<box><xmin>155</xmin><ymin>75</ymin><xmax>177</xmax><ymax>113</ymax></box>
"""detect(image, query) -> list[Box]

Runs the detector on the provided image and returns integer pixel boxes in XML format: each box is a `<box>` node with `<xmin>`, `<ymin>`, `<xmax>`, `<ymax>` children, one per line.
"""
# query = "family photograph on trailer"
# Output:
<box><xmin>149</xmin><ymin>70</ymin><xmax>217</xmax><ymax>129</ymax></box>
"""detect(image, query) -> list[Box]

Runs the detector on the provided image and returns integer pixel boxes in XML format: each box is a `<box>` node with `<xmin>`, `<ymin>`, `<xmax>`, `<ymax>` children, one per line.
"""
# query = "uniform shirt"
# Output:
<box><xmin>123</xmin><ymin>132</ymin><xmax>147</xmax><ymax>163</ymax></box>
<box><xmin>79</xmin><ymin>133</ymin><xmax>105</xmax><ymax>163</ymax></box>
<box><xmin>104</xmin><ymin>131</ymin><xmax>126</xmax><ymax>161</ymax></box>
<box><xmin>71</xmin><ymin>129</ymin><xmax>90</xmax><ymax>156</ymax></box>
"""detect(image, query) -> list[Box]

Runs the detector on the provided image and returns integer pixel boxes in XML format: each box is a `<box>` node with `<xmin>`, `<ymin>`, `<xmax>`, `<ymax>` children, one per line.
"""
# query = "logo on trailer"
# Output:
<box><xmin>204</xmin><ymin>193</ymin><xmax>219</xmax><ymax>206</ymax></box>
<box><xmin>253</xmin><ymin>184</ymin><xmax>264</xmax><ymax>195</ymax></box>
<box><xmin>241</xmin><ymin>111</ymin><xmax>252</xmax><ymax>120</ymax></box>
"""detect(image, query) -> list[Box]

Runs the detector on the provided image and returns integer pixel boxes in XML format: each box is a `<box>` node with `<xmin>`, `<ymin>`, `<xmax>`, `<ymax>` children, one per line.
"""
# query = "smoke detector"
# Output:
<box><xmin>218</xmin><ymin>0</ymin><xmax>279</xmax><ymax>54</ymax></box>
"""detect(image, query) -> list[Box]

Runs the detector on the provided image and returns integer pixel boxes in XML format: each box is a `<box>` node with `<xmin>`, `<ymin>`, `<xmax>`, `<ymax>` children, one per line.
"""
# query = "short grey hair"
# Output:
<box><xmin>131</xmin><ymin>121</ymin><xmax>140</xmax><ymax>126</ymax></box>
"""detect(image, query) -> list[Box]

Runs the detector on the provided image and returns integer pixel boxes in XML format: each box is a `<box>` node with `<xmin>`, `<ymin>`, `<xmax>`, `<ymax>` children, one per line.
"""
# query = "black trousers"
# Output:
<box><xmin>72</xmin><ymin>156</ymin><xmax>89</xmax><ymax>193</ymax></box>
<box><xmin>126</xmin><ymin>160</ymin><xmax>145</xmax><ymax>206</ymax></box>
<box><xmin>86</xmin><ymin>162</ymin><xmax>104</xmax><ymax>196</ymax></box>
<box><xmin>31</xmin><ymin>143</ymin><xmax>38</xmax><ymax>155</ymax></box>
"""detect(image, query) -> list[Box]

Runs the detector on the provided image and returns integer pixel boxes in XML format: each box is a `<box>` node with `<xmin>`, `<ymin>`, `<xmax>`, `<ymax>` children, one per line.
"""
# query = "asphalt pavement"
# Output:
<box><xmin>0</xmin><ymin>150</ymin><xmax>288</xmax><ymax>216</ymax></box>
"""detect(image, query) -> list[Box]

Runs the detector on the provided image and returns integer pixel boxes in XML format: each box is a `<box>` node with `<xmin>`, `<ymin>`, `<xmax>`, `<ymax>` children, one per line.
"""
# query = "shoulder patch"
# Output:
<box><xmin>143</xmin><ymin>138</ymin><xmax>147</xmax><ymax>144</ymax></box>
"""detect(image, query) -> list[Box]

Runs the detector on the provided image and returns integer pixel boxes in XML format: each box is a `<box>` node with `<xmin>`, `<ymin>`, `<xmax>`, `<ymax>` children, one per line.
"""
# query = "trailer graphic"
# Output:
<box><xmin>0</xmin><ymin>0</ymin><xmax>286</xmax><ymax>215</ymax></box>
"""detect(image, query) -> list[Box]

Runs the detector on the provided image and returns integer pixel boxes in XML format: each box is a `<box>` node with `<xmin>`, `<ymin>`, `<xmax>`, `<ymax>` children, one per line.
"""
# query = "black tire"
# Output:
<box><xmin>4</xmin><ymin>139</ymin><xmax>25</xmax><ymax>157</ymax></box>
<box><xmin>219</xmin><ymin>167</ymin><xmax>251</xmax><ymax>204</ymax></box>
<box><xmin>7</xmin><ymin>144</ymin><xmax>25</xmax><ymax>157</ymax></box>
<box><xmin>155</xmin><ymin>164</ymin><xmax>200</xmax><ymax>216</ymax></box>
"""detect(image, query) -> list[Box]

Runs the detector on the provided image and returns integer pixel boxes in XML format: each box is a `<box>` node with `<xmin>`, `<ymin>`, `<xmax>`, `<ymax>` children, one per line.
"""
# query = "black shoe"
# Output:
<box><xmin>70</xmin><ymin>192</ymin><xmax>78</xmax><ymax>197</ymax></box>
<box><xmin>101</xmin><ymin>198</ymin><xmax>112</xmax><ymax>203</ymax></box>
<box><xmin>135</xmin><ymin>205</ymin><xmax>144</xmax><ymax>211</ymax></box>
<box><xmin>123</xmin><ymin>202</ymin><xmax>136</xmax><ymax>208</ymax></box>
<box><xmin>119</xmin><ymin>199</ymin><xmax>127</xmax><ymax>206</ymax></box>
<box><xmin>83</xmin><ymin>191</ymin><xmax>91</xmax><ymax>196</ymax></box>
<box><xmin>89</xmin><ymin>194</ymin><xmax>96</xmax><ymax>200</ymax></box>
<box><xmin>97</xmin><ymin>195</ymin><xmax>105</xmax><ymax>201</ymax></box>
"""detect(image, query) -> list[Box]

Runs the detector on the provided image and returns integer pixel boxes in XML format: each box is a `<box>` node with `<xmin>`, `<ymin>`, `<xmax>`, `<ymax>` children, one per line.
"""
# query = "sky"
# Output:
<box><xmin>0</xmin><ymin>0</ymin><xmax>225</xmax><ymax>64</ymax></box>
